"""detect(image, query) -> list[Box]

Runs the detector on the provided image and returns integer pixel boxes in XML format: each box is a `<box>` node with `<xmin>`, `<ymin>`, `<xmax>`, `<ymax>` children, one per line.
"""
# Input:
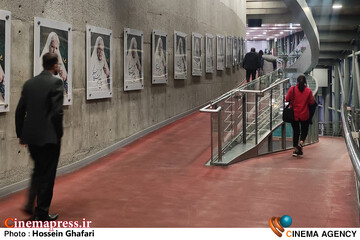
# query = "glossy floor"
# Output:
<box><xmin>0</xmin><ymin>112</ymin><xmax>358</xmax><ymax>227</ymax></box>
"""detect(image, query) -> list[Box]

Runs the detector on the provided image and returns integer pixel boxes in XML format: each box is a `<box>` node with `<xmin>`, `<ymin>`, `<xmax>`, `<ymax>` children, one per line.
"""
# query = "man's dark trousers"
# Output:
<box><xmin>28</xmin><ymin>143</ymin><xmax>60</xmax><ymax>217</ymax></box>
<box><xmin>246</xmin><ymin>69</ymin><xmax>257</xmax><ymax>82</ymax></box>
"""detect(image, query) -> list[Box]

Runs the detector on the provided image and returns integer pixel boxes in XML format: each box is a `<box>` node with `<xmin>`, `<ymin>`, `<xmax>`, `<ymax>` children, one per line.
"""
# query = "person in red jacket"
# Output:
<box><xmin>285</xmin><ymin>75</ymin><xmax>315</xmax><ymax>156</ymax></box>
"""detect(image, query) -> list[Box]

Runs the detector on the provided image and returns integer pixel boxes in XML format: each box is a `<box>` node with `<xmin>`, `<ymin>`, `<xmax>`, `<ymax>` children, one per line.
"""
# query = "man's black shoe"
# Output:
<box><xmin>34</xmin><ymin>213</ymin><xmax>58</xmax><ymax>221</ymax></box>
<box><xmin>21</xmin><ymin>206</ymin><xmax>33</xmax><ymax>215</ymax></box>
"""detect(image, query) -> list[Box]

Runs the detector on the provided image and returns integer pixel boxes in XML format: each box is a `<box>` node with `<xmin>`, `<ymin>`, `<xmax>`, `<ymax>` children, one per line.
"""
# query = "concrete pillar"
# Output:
<box><xmin>355</xmin><ymin>52</ymin><xmax>360</xmax><ymax>108</ymax></box>
<box><xmin>352</xmin><ymin>51</ymin><xmax>359</xmax><ymax>108</ymax></box>
<box><xmin>334</xmin><ymin>63</ymin><xmax>340</xmax><ymax>134</ymax></box>
<box><xmin>344</xmin><ymin>58</ymin><xmax>350</xmax><ymax>105</ymax></box>
<box><xmin>323</xmin><ymin>84</ymin><xmax>331</xmax><ymax>124</ymax></box>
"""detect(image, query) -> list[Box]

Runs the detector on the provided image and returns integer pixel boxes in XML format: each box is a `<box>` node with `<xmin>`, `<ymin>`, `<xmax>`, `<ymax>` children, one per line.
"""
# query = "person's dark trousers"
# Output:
<box><xmin>24</xmin><ymin>166</ymin><xmax>38</xmax><ymax>212</ymax></box>
<box><xmin>246</xmin><ymin>69</ymin><xmax>257</xmax><ymax>82</ymax></box>
<box><xmin>291</xmin><ymin>120</ymin><xmax>310</xmax><ymax>147</ymax></box>
<box><xmin>28</xmin><ymin>143</ymin><xmax>60</xmax><ymax>218</ymax></box>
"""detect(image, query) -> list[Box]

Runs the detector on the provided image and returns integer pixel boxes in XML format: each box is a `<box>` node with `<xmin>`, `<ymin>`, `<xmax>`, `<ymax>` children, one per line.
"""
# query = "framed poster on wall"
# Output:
<box><xmin>233</xmin><ymin>35</ymin><xmax>238</xmax><ymax>66</ymax></box>
<box><xmin>0</xmin><ymin>10</ymin><xmax>10</xmax><ymax>112</ymax></box>
<box><xmin>192</xmin><ymin>32</ymin><xmax>202</xmax><ymax>76</ymax></box>
<box><xmin>238</xmin><ymin>37</ymin><xmax>241</xmax><ymax>66</ymax></box>
<box><xmin>205</xmin><ymin>34</ymin><xmax>214</xmax><ymax>73</ymax></box>
<box><xmin>241</xmin><ymin>37</ymin><xmax>246</xmax><ymax>64</ymax></box>
<box><xmin>226</xmin><ymin>36</ymin><xmax>232</xmax><ymax>69</ymax></box>
<box><xmin>34</xmin><ymin>17</ymin><xmax>72</xmax><ymax>105</ymax></box>
<box><xmin>152</xmin><ymin>30</ymin><xmax>168</xmax><ymax>84</ymax></box>
<box><xmin>174</xmin><ymin>31</ymin><xmax>187</xmax><ymax>79</ymax></box>
<box><xmin>124</xmin><ymin>28</ymin><xmax>144</xmax><ymax>91</ymax></box>
<box><xmin>86</xmin><ymin>25</ymin><xmax>112</xmax><ymax>100</ymax></box>
<box><xmin>216</xmin><ymin>34</ymin><xmax>224</xmax><ymax>71</ymax></box>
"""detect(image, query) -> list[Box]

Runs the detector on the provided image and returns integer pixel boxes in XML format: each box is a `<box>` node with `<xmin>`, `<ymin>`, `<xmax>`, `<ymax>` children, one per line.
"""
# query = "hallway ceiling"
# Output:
<box><xmin>305</xmin><ymin>0</ymin><xmax>360</xmax><ymax>66</ymax></box>
<box><xmin>246</xmin><ymin>0</ymin><xmax>299</xmax><ymax>40</ymax></box>
<box><xmin>246</xmin><ymin>0</ymin><xmax>360</xmax><ymax>66</ymax></box>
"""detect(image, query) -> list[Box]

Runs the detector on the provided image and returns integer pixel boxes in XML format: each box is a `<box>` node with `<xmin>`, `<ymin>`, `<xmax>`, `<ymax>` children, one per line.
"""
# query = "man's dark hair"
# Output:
<box><xmin>251</xmin><ymin>48</ymin><xmax>256</xmax><ymax>52</ymax></box>
<box><xmin>43</xmin><ymin>52</ymin><xmax>58</xmax><ymax>70</ymax></box>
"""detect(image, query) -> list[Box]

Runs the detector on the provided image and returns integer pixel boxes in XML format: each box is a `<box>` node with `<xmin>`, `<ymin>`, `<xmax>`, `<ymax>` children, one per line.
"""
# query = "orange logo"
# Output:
<box><xmin>269</xmin><ymin>215</ymin><xmax>292</xmax><ymax>237</ymax></box>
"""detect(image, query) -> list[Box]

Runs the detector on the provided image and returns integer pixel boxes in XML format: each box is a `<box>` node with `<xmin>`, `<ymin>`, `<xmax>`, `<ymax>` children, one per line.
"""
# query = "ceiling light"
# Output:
<box><xmin>280</xmin><ymin>31</ymin><xmax>284</xmax><ymax>34</ymax></box>
<box><xmin>266</xmin><ymin>38</ymin><xmax>270</xmax><ymax>40</ymax></box>
<box><xmin>332</xmin><ymin>4</ymin><xmax>342</xmax><ymax>9</ymax></box>
<box><xmin>263</xmin><ymin>32</ymin><xmax>266</xmax><ymax>34</ymax></box>
<box><xmin>246</xmin><ymin>32</ymin><xmax>249</xmax><ymax>35</ymax></box>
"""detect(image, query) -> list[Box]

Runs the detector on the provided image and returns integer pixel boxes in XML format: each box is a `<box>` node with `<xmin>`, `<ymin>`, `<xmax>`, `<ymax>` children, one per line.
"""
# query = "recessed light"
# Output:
<box><xmin>246</xmin><ymin>32</ymin><xmax>249</xmax><ymax>35</ymax></box>
<box><xmin>280</xmin><ymin>31</ymin><xmax>284</xmax><ymax>34</ymax></box>
<box><xmin>263</xmin><ymin>32</ymin><xmax>266</xmax><ymax>34</ymax></box>
<box><xmin>332</xmin><ymin>4</ymin><xmax>342</xmax><ymax>9</ymax></box>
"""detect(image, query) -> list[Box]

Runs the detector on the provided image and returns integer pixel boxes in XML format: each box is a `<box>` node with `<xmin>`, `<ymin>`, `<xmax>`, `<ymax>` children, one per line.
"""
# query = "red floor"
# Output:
<box><xmin>0</xmin><ymin>112</ymin><xmax>358</xmax><ymax>227</ymax></box>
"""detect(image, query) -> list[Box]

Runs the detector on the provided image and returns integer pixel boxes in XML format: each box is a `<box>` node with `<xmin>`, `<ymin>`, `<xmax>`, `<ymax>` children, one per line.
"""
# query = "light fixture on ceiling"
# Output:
<box><xmin>263</xmin><ymin>32</ymin><xmax>266</xmax><ymax>34</ymax></box>
<box><xmin>332</xmin><ymin>3</ymin><xmax>342</xmax><ymax>9</ymax></box>
<box><xmin>246</xmin><ymin>32</ymin><xmax>249</xmax><ymax>35</ymax></box>
<box><xmin>280</xmin><ymin>31</ymin><xmax>284</xmax><ymax>34</ymax></box>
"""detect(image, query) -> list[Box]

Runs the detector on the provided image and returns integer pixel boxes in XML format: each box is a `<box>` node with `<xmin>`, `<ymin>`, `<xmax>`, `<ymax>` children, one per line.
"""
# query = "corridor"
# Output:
<box><xmin>0</xmin><ymin>112</ymin><xmax>358</xmax><ymax>227</ymax></box>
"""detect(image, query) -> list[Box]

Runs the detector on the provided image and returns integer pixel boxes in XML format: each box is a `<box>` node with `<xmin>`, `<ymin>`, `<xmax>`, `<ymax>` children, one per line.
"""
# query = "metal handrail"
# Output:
<box><xmin>200</xmin><ymin>105</ymin><xmax>222</xmax><ymax>113</ymax></box>
<box><xmin>238</xmin><ymin>78</ymin><xmax>290</xmax><ymax>94</ymax></box>
<box><xmin>208</xmin><ymin>68</ymin><xmax>283</xmax><ymax>106</ymax></box>
<box><xmin>337</xmin><ymin>64</ymin><xmax>360</xmax><ymax>179</ymax></box>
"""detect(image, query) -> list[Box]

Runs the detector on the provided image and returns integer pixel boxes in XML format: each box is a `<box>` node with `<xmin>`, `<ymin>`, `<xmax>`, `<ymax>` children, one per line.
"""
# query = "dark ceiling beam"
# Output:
<box><xmin>319</xmin><ymin>51</ymin><xmax>347</xmax><ymax>59</ymax></box>
<box><xmin>246</xmin><ymin>1</ymin><xmax>287</xmax><ymax>9</ymax></box>
<box><xmin>246</xmin><ymin>14</ymin><xmax>294</xmax><ymax>24</ymax></box>
<box><xmin>314</xmin><ymin>15</ymin><xmax>360</xmax><ymax>26</ymax></box>
<box><xmin>320</xmin><ymin>42</ymin><xmax>355</xmax><ymax>51</ymax></box>
<box><xmin>319</xmin><ymin>30</ymin><xmax>357</xmax><ymax>41</ymax></box>
<box><xmin>306</xmin><ymin>0</ymin><xmax>358</xmax><ymax>8</ymax></box>
<box><xmin>246</xmin><ymin>8</ymin><xmax>289</xmax><ymax>15</ymax></box>
<box><xmin>317</xmin><ymin>59</ymin><xmax>338</xmax><ymax>66</ymax></box>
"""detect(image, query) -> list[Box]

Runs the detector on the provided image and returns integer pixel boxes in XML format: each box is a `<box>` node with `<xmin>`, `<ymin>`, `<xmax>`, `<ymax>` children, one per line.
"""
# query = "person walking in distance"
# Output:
<box><xmin>15</xmin><ymin>52</ymin><xmax>64</xmax><ymax>221</ymax></box>
<box><xmin>242</xmin><ymin>47</ymin><xmax>260</xmax><ymax>83</ymax></box>
<box><xmin>285</xmin><ymin>75</ymin><xmax>315</xmax><ymax>156</ymax></box>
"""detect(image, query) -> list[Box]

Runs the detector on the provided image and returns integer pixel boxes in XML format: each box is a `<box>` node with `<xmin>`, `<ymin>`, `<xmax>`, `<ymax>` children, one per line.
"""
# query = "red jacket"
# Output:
<box><xmin>285</xmin><ymin>85</ymin><xmax>315</xmax><ymax>121</ymax></box>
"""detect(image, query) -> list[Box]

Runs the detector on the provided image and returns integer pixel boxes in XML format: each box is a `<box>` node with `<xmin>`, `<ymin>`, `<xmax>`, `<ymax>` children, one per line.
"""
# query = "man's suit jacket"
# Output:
<box><xmin>15</xmin><ymin>71</ymin><xmax>64</xmax><ymax>146</ymax></box>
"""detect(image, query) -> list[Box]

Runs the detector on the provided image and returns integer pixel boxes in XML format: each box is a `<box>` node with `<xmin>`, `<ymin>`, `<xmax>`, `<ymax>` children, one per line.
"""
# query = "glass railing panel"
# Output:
<box><xmin>221</xmin><ymin>95</ymin><xmax>235</xmax><ymax>151</ymax></box>
<box><xmin>258</xmin><ymin>140</ymin><xmax>269</xmax><ymax>155</ymax></box>
<box><xmin>245</xmin><ymin>92</ymin><xmax>257</xmax><ymax>144</ymax></box>
<box><xmin>272</xmin><ymin>130</ymin><xmax>282</xmax><ymax>152</ymax></box>
<box><xmin>285</xmin><ymin>123</ymin><xmax>294</xmax><ymax>149</ymax></box>
<box><xmin>271</xmin><ymin>84</ymin><xmax>284</xmax><ymax>128</ymax></box>
<box><xmin>233</xmin><ymin>92</ymin><xmax>243</xmax><ymax>141</ymax></box>
<box><xmin>210</xmin><ymin>111</ymin><xmax>220</xmax><ymax>162</ymax></box>
<box><xmin>257</xmin><ymin>92</ymin><xmax>271</xmax><ymax>142</ymax></box>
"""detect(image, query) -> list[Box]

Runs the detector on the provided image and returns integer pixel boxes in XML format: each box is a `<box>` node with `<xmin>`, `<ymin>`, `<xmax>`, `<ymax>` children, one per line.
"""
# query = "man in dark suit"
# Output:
<box><xmin>15</xmin><ymin>52</ymin><xmax>64</xmax><ymax>221</ymax></box>
<box><xmin>242</xmin><ymin>47</ymin><xmax>260</xmax><ymax>83</ymax></box>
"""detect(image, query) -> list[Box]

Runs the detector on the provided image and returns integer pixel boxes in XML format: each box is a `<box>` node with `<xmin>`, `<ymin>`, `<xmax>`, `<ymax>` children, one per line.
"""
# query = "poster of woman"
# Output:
<box><xmin>86</xmin><ymin>25</ymin><xmax>112</xmax><ymax>100</ymax></box>
<box><xmin>205</xmin><ymin>34</ymin><xmax>214</xmax><ymax>74</ymax></box>
<box><xmin>192</xmin><ymin>33</ymin><xmax>202</xmax><ymax>76</ymax></box>
<box><xmin>152</xmin><ymin>30</ymin><xmax>167</xmax><ymax>84</ymax></box>
<box><xmin>217</xmin><ymin>34</ymin><xmax>224</xmax><ymax>71</ymax></box>
<box><xmin>233</xmin><ymin>35</ymin><xmax>238</xmax><ymax>66</ymax></box>
<box><xmin>226</xmin><ymin>36</ymin><xmax>232</xmax><ymax>69</ymax></box>
<box><xmin>238</xmin><ymin>37</ymin><xmax>242</xmax><ymax>66</ymax></box>
<box><xmin>0</xmin><ymin>10</ymin><xmax>10</xmax><ymax>113</ymax></box>
<box><xmin>124</xmin><ymin>28</ymin><xmax>143</xmax><ymax>91</ymax></box>
<box><xmin>174</xmin><ymin>31</ymin><xmax>187</xmax><ymax>79</ymax></box>
<box><xmin>34</xmin><ymin>17</ymin><xmax>72</xmax><ymax>105</ymax></box>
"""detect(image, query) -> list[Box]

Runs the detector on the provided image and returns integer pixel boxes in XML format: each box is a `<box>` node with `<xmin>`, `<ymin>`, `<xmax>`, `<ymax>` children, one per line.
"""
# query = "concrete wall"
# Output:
<box><xmin>0</xmin><ymin>0</ymin><xmax>246</xmax><ymax>188</ymax></box>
